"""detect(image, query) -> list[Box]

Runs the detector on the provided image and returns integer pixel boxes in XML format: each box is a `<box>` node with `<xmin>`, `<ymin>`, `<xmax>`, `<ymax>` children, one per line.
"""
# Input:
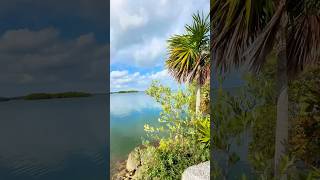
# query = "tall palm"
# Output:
<box><xmin>211</xmin><ymin>0</ymin><xmax>320</xmax><ymax>177</ymax></box>
<box><xmin>166</xmin><ymin>13</ymin><xmax>210</xmax><ymax>114</ymax></box>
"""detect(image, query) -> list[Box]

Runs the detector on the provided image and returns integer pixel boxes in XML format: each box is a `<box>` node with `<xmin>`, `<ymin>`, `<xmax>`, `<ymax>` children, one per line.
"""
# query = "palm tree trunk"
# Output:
<box><xmin>196</xmin><ymin>84</ymin><xmax>201</xmax><ymax>114</ymax></box>
<box><xmin>274</xmin><ymin>11</ymin><xmax>288</xmax><ymax>179</ymax></box>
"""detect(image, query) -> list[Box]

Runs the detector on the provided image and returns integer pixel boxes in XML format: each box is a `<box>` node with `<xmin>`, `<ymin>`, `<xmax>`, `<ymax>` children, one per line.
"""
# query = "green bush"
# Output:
<box><xmin>211</xmin><ymin>56</ymin><xmax>320</xmax><ymax>178</ymax></box>
<box><xmin>289</xmin><ymin>67</ymin><xmax>320</xmax><ymax>168</ymax></box>
<box><xmin>134</xmin><ymin>81</ymin><xmax>210</xmax><ymax>179</ymax></box>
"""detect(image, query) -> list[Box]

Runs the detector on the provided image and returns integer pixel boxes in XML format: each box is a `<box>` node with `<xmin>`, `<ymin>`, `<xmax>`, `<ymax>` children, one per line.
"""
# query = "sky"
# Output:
<box><xmin>110</xmin><ymin>0</ymin><xmax>210</xmax><ymax>92</ymax></box>
<box><xmin>0</xmin><ymin>0</ymin><xmax>109</xmax><ymax>97</ymax></box>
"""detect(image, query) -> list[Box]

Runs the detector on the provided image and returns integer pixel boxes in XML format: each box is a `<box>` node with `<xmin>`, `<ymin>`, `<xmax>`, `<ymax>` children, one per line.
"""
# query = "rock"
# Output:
<box><xmin>132</xmin><ymin>166</ymin><xmax>143</xmax><ymax>179</ymax></box>
<box><xmin>126</xmin><ymin>148</ymin><xmax>141</xmax><ymax>172</ymax></box>
<box><xmin>181</xmin><ymin>161</ymin><xmax>210</xmax><ymax>180</ymax></box>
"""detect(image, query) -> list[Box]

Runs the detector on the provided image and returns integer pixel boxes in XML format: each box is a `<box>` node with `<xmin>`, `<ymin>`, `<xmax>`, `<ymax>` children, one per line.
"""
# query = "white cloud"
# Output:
<box><xmin>110</xmin><ymin>0</ymin><xmax>209</xmax><ymax>67</ymax></box>
<box><xmin>110</xmin><ymin>69</ymin><xmax>180</xmax><ymax>92</ymax></box>
<box><xmin>110</xmin><ymin>70</ymin><xmax>129</xmax><ymax>79</ymax></box>
<box><xmin>119</xmin><ymin>9</ymin><xmax>148</xmax><ymax>30</ymax></box>
<box><xmin>150</xmin><ymin>69</ymin><xmax>169</xmax><ymax>79</ymax></box>
<box><xmin>110</xmin><ymin>0</ymin><xmax>208</xmax><ymax>91</ymax></box>
<box><xmin>133</xmin><ymin>37</ymin><xmax>165</xmax><ymax>66</ymax></box>
<box><xmin>116</xmin><ymin>36</ymin><xmax>166</xmax><ymax>66</ymax></box>
<box><xmin>111</xmin><ymin>0</ymin><xmax>148</xmax><ymax>32</ymax></box>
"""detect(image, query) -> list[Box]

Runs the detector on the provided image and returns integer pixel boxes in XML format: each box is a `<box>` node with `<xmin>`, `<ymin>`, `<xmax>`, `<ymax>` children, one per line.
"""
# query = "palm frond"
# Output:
<box><xmin>188</xmin><ymin>51</ymin><xmax>210</xmax><ymax>85</ymax></box>
<box><xmin>166</xmin><ymin>12</ymin><xmax>210</xmax><ymax>84</ymax></box>
<box><xmin>245</xmin><ymin>1</ymin><xmax>285</xmax><ymax>72</ymax></box>
<box><xmin>288</xmin><ymin>15</ymin><xmax>320</xmax><ymax>75</ymax></box>
<box><xmin>166</xmin><ymin>34</ymin><xmax>197</xmax><ymax>83</ymax></box>
<box><xmin>211</xmin><ymin>0</ymin><xmax>275</xmax><ymax>73</ymax></box>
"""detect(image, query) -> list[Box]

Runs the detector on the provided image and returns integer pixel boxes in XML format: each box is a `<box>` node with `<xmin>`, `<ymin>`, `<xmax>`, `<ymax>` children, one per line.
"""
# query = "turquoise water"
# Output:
<box><xmin>110</xmin><ymin>91</ymin><xmax>255</xmax><ymax>178</ymax></box>
<box><xmin>110</xmin><ymin>92</ymin><xmax>161</xmax><ymax>164</ymax></box>
<box><xmin>0</xmin><ymin>95</ymin><xmax>108</xmax><ymax>180</ymax></box>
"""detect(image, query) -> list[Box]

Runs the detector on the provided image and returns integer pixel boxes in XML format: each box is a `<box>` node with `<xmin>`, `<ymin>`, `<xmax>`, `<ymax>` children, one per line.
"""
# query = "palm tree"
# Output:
<box><xmin>166</xmin><ymin>13</ymin><xmax>210</xmax><ymax>114</ymax></box>
<box><xmin>211</xmin><ymin>0</ymin><xmax>320</xmax><ymax>177</ymax></box>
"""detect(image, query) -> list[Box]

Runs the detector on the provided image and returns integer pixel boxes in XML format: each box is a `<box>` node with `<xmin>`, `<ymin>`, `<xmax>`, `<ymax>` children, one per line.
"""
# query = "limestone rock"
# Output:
<box><xmin>181</xmin><ymin>161</ymin><xmax>210</xmax><ymax>180</ymax></box>
<box><xmin>126</xmin><ymin>148</ymin><xmax>141</xmax><ymax>172</ymax></box>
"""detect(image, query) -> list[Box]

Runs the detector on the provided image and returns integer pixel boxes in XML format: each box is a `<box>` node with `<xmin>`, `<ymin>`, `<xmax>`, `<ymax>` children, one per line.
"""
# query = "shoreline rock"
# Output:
<box><xmin>112</xmin><ymin>142</ymin><xmax>160</xmax><ymax>180</ymax></box>
<box><xmin>112</xmin><ymin>147</ymin><xmax>143</xmax><ymax>180</ymax></box>
<box><xmin>126</xmin><ymin>147</ymin><xmax>141</xmax><ymax>172</ymax></box>
<box><xmin>182</xmin><ymin>161</ymin><xmax>210</xmax><ymax>180</ymax></box>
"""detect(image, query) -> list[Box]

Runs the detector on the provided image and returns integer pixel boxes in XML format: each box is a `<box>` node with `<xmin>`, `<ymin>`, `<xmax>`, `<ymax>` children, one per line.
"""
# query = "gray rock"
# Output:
<box><xmin>181</xmin><ymin>161</ymin><xmax>210</xmax><ymax>180</ymax></box>
<box><xmin>126</xmin><ymin>148</ymin><xmax>141</xmax><ymax>172</ymax></box>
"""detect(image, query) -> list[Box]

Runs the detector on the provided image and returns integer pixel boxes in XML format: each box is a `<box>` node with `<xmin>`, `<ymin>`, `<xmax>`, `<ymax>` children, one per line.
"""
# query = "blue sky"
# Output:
<box><xmin>110</xmin><ymin>0</ymin><xmax>210</xmax><ymax>92</ymax></box>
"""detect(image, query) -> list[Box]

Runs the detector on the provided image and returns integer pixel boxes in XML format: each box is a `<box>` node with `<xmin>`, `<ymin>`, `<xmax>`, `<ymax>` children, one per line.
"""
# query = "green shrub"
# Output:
<box><xmin>134</xmin><ymin>81</ymin><xmax>210</xmax><ymax>179</ymax></box>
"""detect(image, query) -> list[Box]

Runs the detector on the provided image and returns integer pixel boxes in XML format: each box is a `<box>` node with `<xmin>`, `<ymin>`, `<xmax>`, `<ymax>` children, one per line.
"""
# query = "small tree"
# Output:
<box><xmin>166</xmin><ymin>12</ymin><xmax>210</xmax><ymax>114</ymax></box>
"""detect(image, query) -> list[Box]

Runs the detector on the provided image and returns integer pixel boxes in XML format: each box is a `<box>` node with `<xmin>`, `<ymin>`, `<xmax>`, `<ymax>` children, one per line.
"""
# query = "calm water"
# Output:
<box><xmin>0</xmin><ymin>95</ymin><xmax>108</xmax><ymax>180</ymax></box>
<box><xmin>110</xmin><ymin>92</ymin><xmax>160</xmax><ymax>164</ymax></box>
<box><xmin>109</xmin><ymin>92</ymin><xmax>255</xmax><ymax>178</ymax></box>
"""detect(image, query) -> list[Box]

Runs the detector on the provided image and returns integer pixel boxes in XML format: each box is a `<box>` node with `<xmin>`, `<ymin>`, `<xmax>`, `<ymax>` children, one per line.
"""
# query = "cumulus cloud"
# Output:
<box><xmin>110</xmin><ymin>0</ymin><xmax>209</xmax><ymax>92</ymax></box>
<box><xmin>0</xmin><ymin>28</ymin><xmax>59</xmax><ymax>51</ymax></box>
<box><xmin>110</xmin><ymin>0</ymin><xmax>209</xmax><ymax>67</ymax></box>
<box><xmin>110</xmin><ymin>69</ymin><xmax>180</xmax><ymax>92</ymax></box>
<box><xmin>0</xmin><ymin>28</ymin><xmax>108</xmax><ymax>96</ymax></box>
<box><xmin>133</xmin><ymin>37</ymin><xmax>165</xmax><ymax>66</ymax></box>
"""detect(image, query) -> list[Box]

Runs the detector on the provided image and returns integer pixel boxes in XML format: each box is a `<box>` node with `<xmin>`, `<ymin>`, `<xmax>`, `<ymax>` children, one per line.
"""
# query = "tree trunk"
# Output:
<box><xmin>274</xmin><ymin>11</ymin><xmax>288</xmax><ymax>179</ymax></box>
<box><xmin>196</xmin><ymin>84</ymin><xmax>201</xmax><ymax>114</ymax></box>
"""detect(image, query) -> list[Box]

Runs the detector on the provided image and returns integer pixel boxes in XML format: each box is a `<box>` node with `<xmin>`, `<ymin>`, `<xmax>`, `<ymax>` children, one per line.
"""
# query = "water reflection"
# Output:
<box><xmin>110</xmin><ymin>92</ymin><xmax>160</xmax><ymax>163</ymax></box>
<box><xmin>110</xmin><ymin>92</ymin><xmax>160</xmax><ymax>117</ymax></box>
<box><xmin>0</xmin><ymin>96</ymin><xmax>108</xmax><ymax>180</ymax></box>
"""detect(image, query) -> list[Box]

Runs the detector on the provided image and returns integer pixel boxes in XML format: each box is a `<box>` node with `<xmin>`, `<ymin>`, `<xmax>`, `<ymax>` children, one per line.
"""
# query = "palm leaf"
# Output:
<box><xmin>188</xmin><ymin>52</ymin><xmax>210</xmax><ymax>85</ymax></box>
<box><xmin>244</xmin><ymin>1</ymin><xmax>285</xmax><ymax>73</ymax></box>
<box><xmin>287</xmin><ymin>15</ymin><xmax>320</xmax><ymax>75</ymax></box>
<box><xmin>166</xmin><ymin>12</ymin><xmax>210</xmax><ymax>84</ymax></box>
<box><xmin>211</xmin><ymin>0</ymin><xmax>275</xmax><ymax>73</ymax></box>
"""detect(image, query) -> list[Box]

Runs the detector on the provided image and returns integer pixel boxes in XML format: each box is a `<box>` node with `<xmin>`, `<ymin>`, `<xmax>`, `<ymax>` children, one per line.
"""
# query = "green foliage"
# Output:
<box><xmin>187</xmin><ymin>81</ymin><xmax>210</xmax><ymax>114</ymax></box>
<box><xmin>211</xmin><ymin>82</ymin><xmax>257</xmax><ymax>178</ymax></box>
<box><xmin>211</xmin><ymin>0</ymin><xmax>275</xmax><ymax>72</ymax></box>
<box><xmin>211</xmin><ymin>56</ymin><xmax>320</xmax><ymax>179</ymax></box>
<box><xmin>289</xmin><ymin>67</ymin><xmax>320</xmax><ymax>168</ymax></box>
<box><xmin>241</xmin><ymin>58</ymin><xmax>320</xmax><ymax>178</ymax></box>
<box><xmin>166</xmin><ymin>12</ymin><xmax>209</xmax><ymax>85</ymax></box>
<box><xmin>136</xmin><ymin>139</ymin><xmax>209</xmax><ymax>180</ymax></box>
<box><xmin>244</xmin><ymin>56</ymin><xmax>277</xmax><ymax>173</ymax></box>
<box><xmin>200</xmin><ymin>82</ymin><xmax>211</xmax><ymax>114</ymax></box>
<box><xmin>198</xmin><ymin>116</ymin><xmax>210</xmax><ymax>145</ymax></box>
<box><xmin>135</xmin><ymin>81</ymin><xmax>210</xmax><ymax>179</ymax></box>
<box><xmin>306</xmin><ymin>166</ymin><xmax>320</xmax><ymax>180</ymax></box>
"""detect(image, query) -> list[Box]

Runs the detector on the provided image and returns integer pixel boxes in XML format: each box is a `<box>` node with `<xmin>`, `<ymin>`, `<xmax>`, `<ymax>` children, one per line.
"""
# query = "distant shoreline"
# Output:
<box><xmin>0</xmin><ymin>92</ymin><xmax>93</xmax><ymax>101</ymax></box>
<box><xmin>110</xmin><ymin>90</ymin><xmax>142</xmax><ymax>94</ymax></box>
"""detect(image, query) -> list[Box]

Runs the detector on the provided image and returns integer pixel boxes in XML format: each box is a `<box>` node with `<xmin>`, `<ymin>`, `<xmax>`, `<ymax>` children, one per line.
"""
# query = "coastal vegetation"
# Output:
<box><xmin>127</xmin><ymin>12</ymin><xmax>211</xmax><ymax>179</ymax></box>
<box><xmin>111</xmin><ymin>90</ymin><xmax>139</xmax><ymax>94</ymax></box>
<box><xmin>211</xmin><ymin>0</ymin><xmax>320</xmax><ymax>178</ymax></box>
<box><xmin>134</xmin><ymin>81</ymin><xmax>210</xmax><ymax>179</ymax></box>
<box><xmin>23</xmin><ymin>92</ymin><xmax>91</xmax><ymax>100</ymax></box>
<box><xmin>0</xmin><ymin>92</ymin><xmax>92</xmax><ymax>102</ymax></box>
<box><xmin>210</xmin><ymin>55</ymin><xmax>320</xmax><ymax>179</ymax></box>
<box><xmin>166</xmin><ymin>12</ymin><xmax>210</xmax><ymax>114</ymax></box>
<box><xmin>113</xmin><ymin>12</ymin><xmax>211</xmax><ymax>180</ymax></box>
<box><xmin>113</xmin><ymin>0</ymin><xmax>320</xmax><ymax>178</ymax></box>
